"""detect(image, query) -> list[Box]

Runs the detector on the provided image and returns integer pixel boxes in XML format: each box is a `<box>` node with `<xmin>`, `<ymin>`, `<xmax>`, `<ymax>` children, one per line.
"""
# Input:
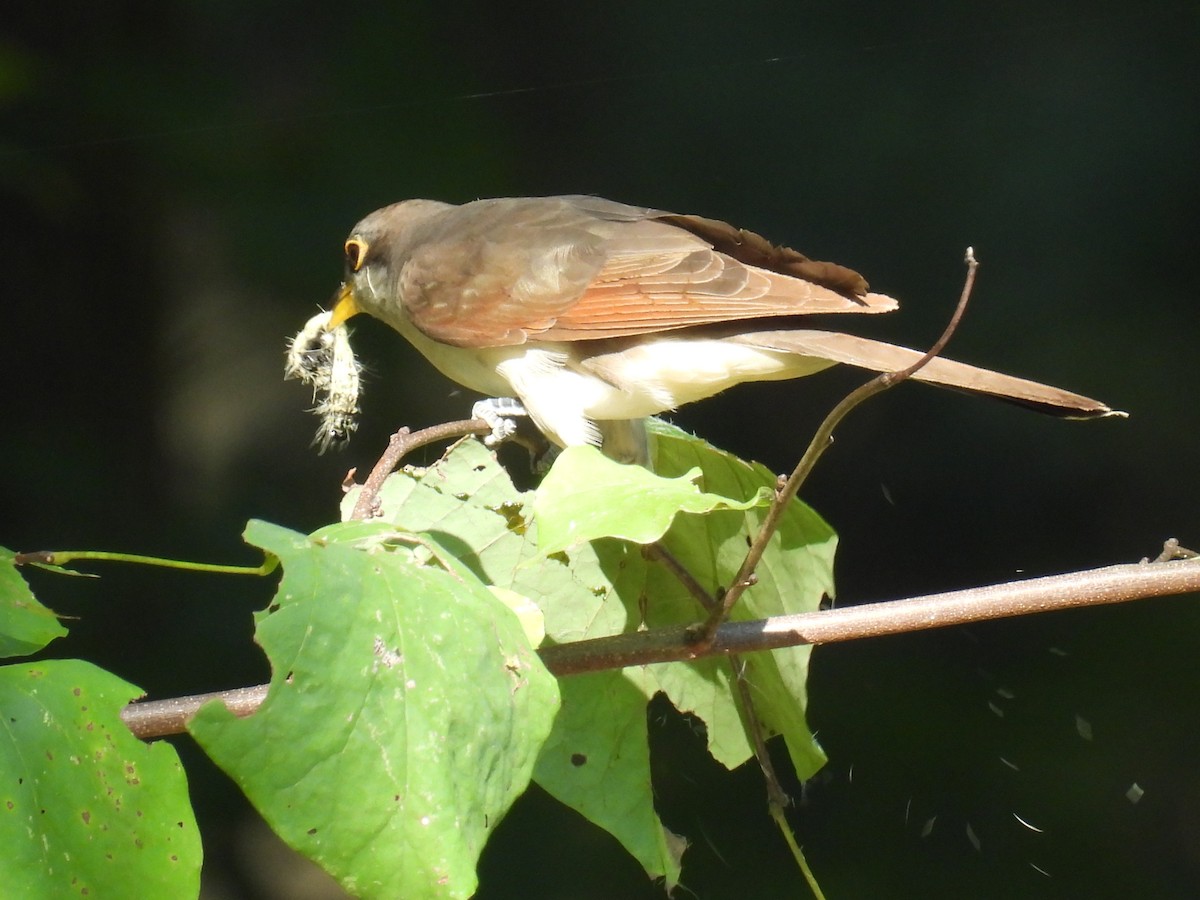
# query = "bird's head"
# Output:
<box><xmin>328</xmin><ymin>199</ymin><xmax>452</xmax><ymax>328</ymax></box>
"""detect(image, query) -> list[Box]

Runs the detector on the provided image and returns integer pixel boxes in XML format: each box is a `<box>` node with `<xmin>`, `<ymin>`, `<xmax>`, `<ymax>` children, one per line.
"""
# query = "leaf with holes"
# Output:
<box><xmin>188</xmin><ymin>520</ymin><xmax>558</xmax><ymax>900</ymax></box>
<box><xmin>0</xmin><ymin>660</ymin><xmax>201</xmax><ymax>896</ymax></box>
<box><xmin>336</xmin><ymin>440</ymin><xmax>686</xmax><ymax>884</ymax></box>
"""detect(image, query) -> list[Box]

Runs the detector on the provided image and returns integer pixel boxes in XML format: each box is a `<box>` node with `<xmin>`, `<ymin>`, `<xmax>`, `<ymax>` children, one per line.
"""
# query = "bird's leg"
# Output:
<box><xmin>471</xmin><ymin>397</ymin><xmax>529</xmax><ymax>447</ymax></box>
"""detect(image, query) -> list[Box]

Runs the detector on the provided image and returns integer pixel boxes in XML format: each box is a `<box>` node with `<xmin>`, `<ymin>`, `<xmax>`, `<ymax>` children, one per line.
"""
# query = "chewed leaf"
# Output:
<box><xmin>189</xmin><ymin>520</ymin><xmax>559</xmax><ymax>900</ymax></box>
<box><xmin>0</xmin><ymin>546</ymin><xmax>68</xmax><ymax>658</ymax></box>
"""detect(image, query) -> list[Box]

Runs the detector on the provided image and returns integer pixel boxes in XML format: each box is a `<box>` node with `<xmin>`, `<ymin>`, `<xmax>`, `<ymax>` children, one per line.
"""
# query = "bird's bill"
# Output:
<box><xmin>328</xmin><ymin>283</ymin><xmax>362</xmax><ymax>329</ymax></box>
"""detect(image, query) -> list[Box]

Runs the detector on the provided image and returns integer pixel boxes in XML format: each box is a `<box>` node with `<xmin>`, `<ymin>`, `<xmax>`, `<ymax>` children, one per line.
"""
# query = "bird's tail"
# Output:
<box><xmin>731</xmin><ymin>329</ymin><xmax>1122</xmax><ymax>419</ymax></box>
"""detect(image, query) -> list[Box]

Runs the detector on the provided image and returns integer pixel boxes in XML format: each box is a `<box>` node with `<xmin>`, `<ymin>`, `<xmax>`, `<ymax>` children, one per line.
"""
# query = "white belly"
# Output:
<box><xmin>392</xmin><ymin>317</ymin><xmax>834</xmax><ymax>449</ymax></box>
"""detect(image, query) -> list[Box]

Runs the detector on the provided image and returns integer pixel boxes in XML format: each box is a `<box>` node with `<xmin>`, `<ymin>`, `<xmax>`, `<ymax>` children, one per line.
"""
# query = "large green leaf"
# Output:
<box><xmin>345</xmin><ymin>440</ymin><xmax>684</xmax><ymax>885</ymax></box>
<box><xmin>188</xmin><ymin>520</ymin><xmax>559</xmax><ymax>900</ymax></box>
<box><xmin>0</xmin><ymin>660</ymin><xmax>201</xmax><ymax>897</ymax></box>
<box><xmin>0</xmin><ymin>546</ymin><xmax>68</xmax><ymax>658</ymax></box>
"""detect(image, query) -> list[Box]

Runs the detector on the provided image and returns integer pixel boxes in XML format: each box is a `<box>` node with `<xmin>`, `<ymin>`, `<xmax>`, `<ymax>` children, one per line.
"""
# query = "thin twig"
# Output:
<box><xmin>119</xmin><ymin>555</ymin><xmax>1200</xmax><ymax>738</ymax></box>
<box><xmin>349</xmin><ymin>419</ymin><xmax>492</xmax><ymax>520</ymax></box>
<box><xmin>650</xmin><ymin>538</ymin><xmax>807</xmax><ymax>882</ymax></box>
<box><xmin>12</xmin><ymin>550</ymin><xmax>277</xmax><ymax>577</ymax></box>
<box><xmin>1152</xmin><ymin>537</ymin><xmax>1199</xmax><ymax>563</ymax></box>
<box><xmin>694</xmin><ymin>249</ymin><xmax>980</xmax><ymax>644</ymax></box>
<box><xmin>771</xmin><ymin>800</ymin><xmax>827</xmax><ymax>900</ymax></box>
<box><xmin>729</xmin><ymin>658</ymin><xmax>789</xmax><ymax>812</ymax></box>
<box><xmin>650</xmin><ymin>533</ymin><xmax>814</xmax><ymax>889</ymax></box>
<box><xmin>650</xmin><ymin>535</ymin><xmax>812</xmax><ymax>888</ymax></box>
<box><xmin>728</xmin><ymin>654</ymin><xmax>831</xmax><ymax>898</ymax></box>
<box><xmin>643</xmin><ymin>542</ymin><xmax>718</xmax><ymax>612</ymax></box>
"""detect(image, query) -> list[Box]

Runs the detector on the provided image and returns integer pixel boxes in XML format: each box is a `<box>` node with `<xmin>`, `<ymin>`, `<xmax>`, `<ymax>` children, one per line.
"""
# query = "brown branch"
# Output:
<box><xmin>547</xmin><ymin>556</ymin><xmax>1199</xmax><ymax>675</ymax></box>
<box><xmin>122</xmin><ymin>684</ymin><xmax>268</xmax><ymax>740</ymax></box>
<box><xmin>694</xmin><ymin>249</ymin><xmax>980</xmax><ymax>643</ymax></box>
<box><xmin>120</xmin><ymin>555</ymin><xmax>1200</xmax><ymax>739</ymax></box>
<box><xmin>349</xmin><ymin>419</ymin><xmax>492</xmax><ymax>520</ymax></box>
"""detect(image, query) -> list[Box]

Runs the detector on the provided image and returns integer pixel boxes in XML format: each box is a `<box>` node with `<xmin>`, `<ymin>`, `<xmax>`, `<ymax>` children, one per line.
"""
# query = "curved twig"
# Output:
<box><xmin>694</xmin><ymin>249</ymin><xmax>980</xmax><ymax>644</ymax></box>
<box><xmin>349</xmin><ymin>419</ymin><xmax>492</xmax><ymax>520</ymax></box>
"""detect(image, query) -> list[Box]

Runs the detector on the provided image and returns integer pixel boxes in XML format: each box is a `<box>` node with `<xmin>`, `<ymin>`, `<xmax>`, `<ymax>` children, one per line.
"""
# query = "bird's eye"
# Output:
<box><xmin>344</xmin><ymin>237</ymin><xmax>368</xmax><ymax>272</ymax></box>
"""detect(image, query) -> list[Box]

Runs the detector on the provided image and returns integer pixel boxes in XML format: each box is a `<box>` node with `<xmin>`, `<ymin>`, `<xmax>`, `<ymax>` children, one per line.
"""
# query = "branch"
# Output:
<box><xmin>694</xmin><ymin>249</ymin><xmax>980</xmax><ymax>642</ymax></box>
<box><xmin>548</xmin><ymin>555</ymin><xmax>1200</xmax><ymax>673</ymax></box>
<box><xmin>349</xmin><ymin>419</ymin><xmax>492</xmax><ymax>520</ymax></box>
<box><xmin>120</xmin><ymin>554</ymin><xmax>1200</xmax><ymax>738</ymax></box>
<box><xmin>122</xmin><ymin>684</ymin><xmax>268</xmax><ymax>740</ymax></box>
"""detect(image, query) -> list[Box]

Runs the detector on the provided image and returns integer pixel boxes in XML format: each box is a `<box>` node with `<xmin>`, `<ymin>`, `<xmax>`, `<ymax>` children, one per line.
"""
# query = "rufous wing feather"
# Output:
<box><xmin>394</xmin><ymin>197</ymin><xmax>898</xmax><ymax>347</ymax></box>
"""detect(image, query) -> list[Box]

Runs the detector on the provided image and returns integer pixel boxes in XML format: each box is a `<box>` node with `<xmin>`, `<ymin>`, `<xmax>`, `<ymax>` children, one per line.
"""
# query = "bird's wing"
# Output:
<box><xmin>398</xmin><ymin>197</ymin><xmax>897</xmax><ymax>348</ymax></box>
<box><xmin>733</xmin><ymin>329</ymin><xmax>1120</xmax><ymax>418</ymax></box>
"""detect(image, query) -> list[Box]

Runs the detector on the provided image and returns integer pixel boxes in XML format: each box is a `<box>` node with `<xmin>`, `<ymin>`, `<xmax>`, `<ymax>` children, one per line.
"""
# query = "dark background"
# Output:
<box><xmin>4</xmin><ymin>3</ymin><xmax>1199</xmax><ymax>897</ymax></box>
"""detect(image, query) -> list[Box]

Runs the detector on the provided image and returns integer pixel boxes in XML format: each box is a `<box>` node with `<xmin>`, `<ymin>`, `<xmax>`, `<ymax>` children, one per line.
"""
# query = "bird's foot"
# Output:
<box><xmin>472</xmin><ymin>397</ymin><xmax>529</xmax><ymax>447</ymax></box>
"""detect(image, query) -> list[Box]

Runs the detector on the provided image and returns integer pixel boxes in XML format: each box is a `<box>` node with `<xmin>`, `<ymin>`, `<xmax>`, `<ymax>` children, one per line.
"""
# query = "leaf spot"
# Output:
<box><xmin>372</xmin><ymin>636</ymin><xmax>403</xmax><ymax>668</ymax></box>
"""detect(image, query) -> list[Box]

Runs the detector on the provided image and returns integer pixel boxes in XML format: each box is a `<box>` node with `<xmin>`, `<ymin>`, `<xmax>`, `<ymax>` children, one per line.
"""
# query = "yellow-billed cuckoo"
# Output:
<box><xmin>319</xmin><ymin>195</ymin><xmax>1118</xmax><ymax>463</ymax></box>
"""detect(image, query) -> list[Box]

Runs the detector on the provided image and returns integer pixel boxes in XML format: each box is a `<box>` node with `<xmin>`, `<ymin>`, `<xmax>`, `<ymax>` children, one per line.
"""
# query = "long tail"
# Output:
<box><xmin>731</xmin><ymin>329</ymin><xmax>1122</xmax><ymax>419</ymax></box>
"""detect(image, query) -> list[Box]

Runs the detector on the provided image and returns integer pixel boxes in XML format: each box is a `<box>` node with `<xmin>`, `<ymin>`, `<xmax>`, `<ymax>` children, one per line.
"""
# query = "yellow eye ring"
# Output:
<box><xmin>344</xmin><ymin>237</ymin><xmax>368</xmax><ymax>272</ymax></box>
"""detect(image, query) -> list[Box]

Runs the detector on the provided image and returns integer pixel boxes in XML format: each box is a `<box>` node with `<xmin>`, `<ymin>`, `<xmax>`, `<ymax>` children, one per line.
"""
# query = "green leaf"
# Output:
<box><xmin>0</xmin><ymin>546</ymin><xmax>68</xmax><ymax>658</ymax></box>
<box><xmin>643</xmin><ymin>421</ymin><xmax>835</xmax><ymax>779</ymax></box>
<box><xmin>533</xmin><ymin>670</ymin><xmax>685</xmax><ymax>889</ymax></box>
<box><xmin>532</xmin><ymin>445</ymin><xmax>771</xmax><ymax>556</ymax></box>
<box><xmin>341</xmin><ymin>440</ymin><xmax>684</xmax><ymax>883</ymax></box>
<box><xmin>188</xmin><ymin>520</ymin><xmax>559</xmax><ymax>900</ymax></box>
<box><xmin>0</xmin><ymin>659</ymin><xmax>201</xmax><ymax>897</ymax></box>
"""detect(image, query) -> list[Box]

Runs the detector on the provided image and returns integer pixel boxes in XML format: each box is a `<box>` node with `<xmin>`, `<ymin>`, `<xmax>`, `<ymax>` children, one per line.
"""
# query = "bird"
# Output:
<box><xmin>320</xmin><ymin>195</ymin><xmax>1118</xmax><ymax>464</ymax></box>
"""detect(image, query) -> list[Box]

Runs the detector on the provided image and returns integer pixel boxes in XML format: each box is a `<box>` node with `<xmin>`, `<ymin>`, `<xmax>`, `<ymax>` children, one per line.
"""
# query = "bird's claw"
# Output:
<box><xmin>472</xmin><ymin>398</ymin><xmax>528</xmax><ymax>447</ymax></box>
